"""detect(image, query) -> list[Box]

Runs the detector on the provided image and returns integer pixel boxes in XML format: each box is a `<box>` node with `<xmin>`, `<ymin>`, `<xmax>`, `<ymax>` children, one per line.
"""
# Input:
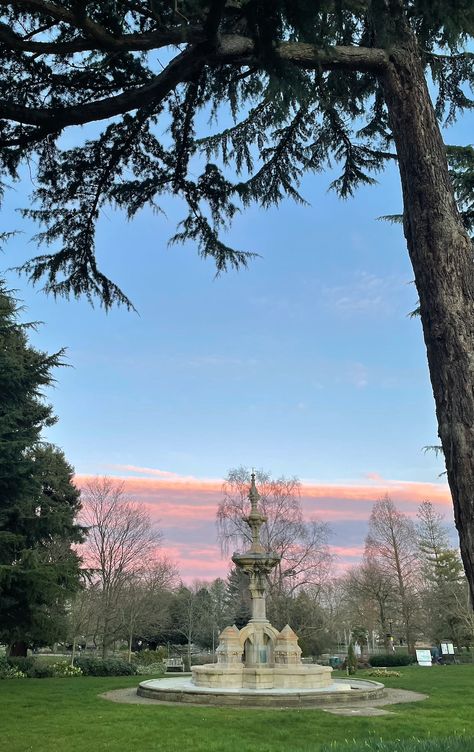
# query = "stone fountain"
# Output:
<box><xmin>137</xmin><ymin>473</ymin><xmax>385</xmax><ymax>707</ymax></box>
<box><xmin>192</xmin><ymin>472</ymin><xmax>332</xmax><ymax>690</ymax></box>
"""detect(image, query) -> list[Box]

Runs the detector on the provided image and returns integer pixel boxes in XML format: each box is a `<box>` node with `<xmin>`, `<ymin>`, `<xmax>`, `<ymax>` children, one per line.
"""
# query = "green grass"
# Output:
<box><xmin>0</xmin><ymin>665</ymin><xmax>473</xmax><ymax>752</ymax></box>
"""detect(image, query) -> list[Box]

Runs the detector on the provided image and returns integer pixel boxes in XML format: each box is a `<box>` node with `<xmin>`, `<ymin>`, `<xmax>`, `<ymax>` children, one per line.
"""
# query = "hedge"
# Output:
<box><xmin>0</xmin><ymin>654</ymin><xmax>137</xmax><ymax>679</ymax></box>
<box><xmin>369</xmin><ymin>653</ymin><xmax>414</xmax><ymax>667</ymax></box>
<box><xmin>73</xmin><ymin>656</ymin><xmax>137</xmax><ymax>676</ymax></box>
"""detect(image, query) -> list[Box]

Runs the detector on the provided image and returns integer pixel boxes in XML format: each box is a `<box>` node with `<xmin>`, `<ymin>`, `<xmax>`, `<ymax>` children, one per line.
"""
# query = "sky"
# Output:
<box><xmin>2</xmin><ymin>85</ymin><xmax>471</xmax><ymax>582</ymax></box>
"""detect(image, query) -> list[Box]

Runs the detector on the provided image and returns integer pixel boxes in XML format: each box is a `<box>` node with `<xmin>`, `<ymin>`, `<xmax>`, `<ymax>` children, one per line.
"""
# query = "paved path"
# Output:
<box><xmin>100</xmin><ymin>687</ymin><xmax>428</xmax><ymax>715</ymax></box>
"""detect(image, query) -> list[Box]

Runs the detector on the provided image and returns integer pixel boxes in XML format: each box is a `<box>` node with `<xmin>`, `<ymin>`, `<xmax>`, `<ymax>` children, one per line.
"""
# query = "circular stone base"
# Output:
<box><xmin>137</xmin><ymin>676</ymin><xmax>385</xmax><ymax>707</ymax></box>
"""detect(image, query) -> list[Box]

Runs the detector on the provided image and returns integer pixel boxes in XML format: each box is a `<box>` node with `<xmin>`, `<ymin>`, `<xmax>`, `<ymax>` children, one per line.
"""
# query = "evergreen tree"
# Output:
<box><xmin>417</xmin><ymin>501</ymin><xmax>462</xmax><ymax>586</ymax></box>
<box><xmin>347</xmin><ymin>641</ymin><xmax>358</xmax><ymax>675</ymax></box>
<box><xmin>416</xmin><ymin>501</ymin><xmax>468</xmax><ymax>644</ymax></box>
<box><xmin>0</xmin><ymin>2</ymin><xmax>473</xmax><ymax>599</ymax></box>
<box><xmin>0</xmin><ymin>282</ymin><xmax>83</xmax><ymax>656</ymax></box>
<box><xmin>225</xmin><ymin>566</ymin><xmax>252</xmax><ymax>629</ymax></box>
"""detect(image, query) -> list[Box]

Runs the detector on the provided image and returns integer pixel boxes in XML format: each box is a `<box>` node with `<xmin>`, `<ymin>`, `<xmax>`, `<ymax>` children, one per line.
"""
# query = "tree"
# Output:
<box><xmin>80</xmin><ymin>476</ymin><xmax>161</xmax><ymax>657</ymax></box>
<box><xmin>275</xmin><ymin>587</ymin><xmax>331</xmax><ymax>657</ymax></box>
<box><xmin>0</xmin><ymin>281</ymin><xmax>83</xmax><ymax>656</ymax></box>
<box><xmin>344</xmin><ymin>556</ymin><xmax>396</xmax><ymax>651</ymax></box>
<box><xmin>224</xmin><ymin>566</ymin><xmax>252</xmax><ymax>629</ymax></box>
<box><xmin>120</xmin><ymin>558</ymin><xmax>178</xmax><ymax>662</ymax></box>
<box><xmin>217</xmin><ymin>467</ymin><xmax>332</xmax><ymax>598</ymax></box>
<box><xmin>168</xmin><ymin>582</ymin><xmax>211</xmax><ymax>666</ymax></box>
<box><xmin>366</xmin><ymin>495</ymin><xmax>420</xmax><ymax>651</ymax></box>
<box><xmin>66</xmin><ymin>578</ymin><xmax>98</xmax><ymax>664</ymax></box>
<box><xmin>347</xmin><ymin>641</ymin><xmax>358</xmax><ymax>676</ymax></box>
<box><xmin>206</xmin><ymin>577</ymin><xmax>230</xmax><ymax>650</ymax></box>
<box><xmin>0</xmin><ymin>2</ymin><xmax>473</xmax><ymax>599</ymax></box>
<box><xmin>417</xmin><ymin>501</ymin><xmax>461</xmax><ymax>584</ymax></box>
<box><xmin>416</xmin><ymin>500</ymin><xmax>471</xmax><ymax>645</ymax></box>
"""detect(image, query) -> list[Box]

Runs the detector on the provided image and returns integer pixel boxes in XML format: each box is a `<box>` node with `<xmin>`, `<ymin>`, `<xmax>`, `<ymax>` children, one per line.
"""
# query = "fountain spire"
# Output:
<box><xmin>232</xmin><ymin>472</ymin><xmax>281</xmax><ymax>629</ymax></box>
<box><xmin>245</xmin><ymin>471</ymin><xmax>266</xmax><ymax>554</ymax></box>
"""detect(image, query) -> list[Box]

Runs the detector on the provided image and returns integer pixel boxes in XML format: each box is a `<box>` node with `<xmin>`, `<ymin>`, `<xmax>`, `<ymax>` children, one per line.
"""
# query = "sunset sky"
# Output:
<box><xmin>3</xmin><ymin>104</ymin><xmax>470</xmax><ymax>581</ymax></box>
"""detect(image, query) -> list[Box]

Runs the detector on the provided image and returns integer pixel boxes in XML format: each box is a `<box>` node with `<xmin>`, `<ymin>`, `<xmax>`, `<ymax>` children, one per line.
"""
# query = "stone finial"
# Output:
<box><xmin>249</xmin><ymin>471</ymin><xmax>259</xmax><ymax>512</ymax></box>
<box><xmin>278</xmin><ymin>624</ymin><xmax>298</xmax><ymax>640</ymax></box>
<box><xmin>274</xmin><ymin>624</ymin><xmax>302</xmax><ymax>666</ymax></box>
<box><xmin>216</xmin><ymin>624</ymin><xmax>243</xmax><ymax>665</ymax></box>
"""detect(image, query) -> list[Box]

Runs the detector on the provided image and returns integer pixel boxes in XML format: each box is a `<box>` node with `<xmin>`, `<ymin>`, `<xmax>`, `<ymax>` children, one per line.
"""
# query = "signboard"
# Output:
<box><xmin>441</xmin><ymin>642</ymin><xmax>454</xmax><ymax>655</ymax></box>
<box><xmin>416</xmin><ymin>649</ymin><xmax>432</xmax><ymax>667</ymax></box>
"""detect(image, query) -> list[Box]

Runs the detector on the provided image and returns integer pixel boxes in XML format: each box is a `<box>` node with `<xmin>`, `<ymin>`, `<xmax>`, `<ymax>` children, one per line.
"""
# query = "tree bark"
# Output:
<box><xmin>9</xmin><ymin>641</ymin><xmax>28</xmax><ymax>657</ymax></box>
<box><xmin>71</xmin><ymin>635</ymin><xmax>77</xmax><ymax>667</ymax></box>
<box><xmin>382</xmin><ymin>33</ymin><xmax>474</xmax><ymax>605</ymax></box>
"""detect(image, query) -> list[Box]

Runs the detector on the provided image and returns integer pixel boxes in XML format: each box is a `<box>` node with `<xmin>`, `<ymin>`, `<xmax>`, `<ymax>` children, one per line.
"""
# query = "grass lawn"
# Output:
<box><xmin>0</xmin><ymin>665</ymin><xmax>473</xmax><ymax>752</ymax></box>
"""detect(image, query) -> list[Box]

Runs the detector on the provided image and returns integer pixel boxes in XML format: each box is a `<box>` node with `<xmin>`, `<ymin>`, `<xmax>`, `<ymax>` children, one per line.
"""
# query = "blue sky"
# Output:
<box><xmin>5</xmin><ymin>120</ymin><xmax>470</xmax><ymax>484</ymax></box>
<box><xmin>1</xmin><ymin>95</ymin><xmax>471</xmax><ymax>577</ymax></box>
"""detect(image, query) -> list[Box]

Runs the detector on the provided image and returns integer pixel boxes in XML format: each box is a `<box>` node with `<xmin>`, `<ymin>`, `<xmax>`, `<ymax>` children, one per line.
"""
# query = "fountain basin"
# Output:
<box><xmin>192</xmin><ymin>662</ymin><xmax>333</xmax><ymax>690</ymax></box>
<box><xmin>137</xmin><ymin>676</ymin><xmax>385</xmax><ymax>707</ymax></box>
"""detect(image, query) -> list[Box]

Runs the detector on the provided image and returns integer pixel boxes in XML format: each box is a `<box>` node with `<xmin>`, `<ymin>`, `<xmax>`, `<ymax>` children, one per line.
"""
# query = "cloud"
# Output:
<box><xmin>112</xmin><ymin>464</ymin><xmax>181</xmax><ymax>479</ymax></box>
<box><xmin>74</xmin><ymin>470</ymin><xmax>452</xmax><ymax>581</ymax></box>
<box><xmin>323</xmin><ymin>272</ymin><xmax>403</xmax><ymax>317</ymax></box>
<box><xmin>345</xmin><ymin>361</ymin><xmax>369</xmax><ymax>389</ymax></box>
<box><xmin>329</xmin><ymin>544</ymin><xmax>365</xmax><ymax>559</ymax></box>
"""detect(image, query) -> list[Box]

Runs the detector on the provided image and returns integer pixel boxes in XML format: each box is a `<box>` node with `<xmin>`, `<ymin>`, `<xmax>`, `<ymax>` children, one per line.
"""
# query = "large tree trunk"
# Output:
<box><xmin>9</xmin><ymin>641</ymin><xmax>28</xmax><ymax>657</ymax></box>
<box><xmin>381</xmin><ymin>30</ymin><xmax>474</xmax><ymax>604</ymax></box>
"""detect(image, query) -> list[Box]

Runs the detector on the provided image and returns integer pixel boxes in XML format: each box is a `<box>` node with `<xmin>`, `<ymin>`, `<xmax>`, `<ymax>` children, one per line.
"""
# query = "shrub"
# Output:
<box><xmin>0</xmin><ymin>660</ymin><xmax>27</xmax><ymax>680</ymax></box>
<box><xmin>7</xmin><ymin>656</ymin><xmax>35</xmax><ymax>674</ymax></box>
<box><xmin>347</xmin><ymin>642</ymin><xmax>358</xmax><ymax>675</ymax></box>
<box><xmin>136</xmin><ymin>662</ymin><xmax>165</xmax><ymax>677</ymax></box>
<box><xmin>28</xmin><ymin>663</ymin><xmax>55</xmax><ymax>678</ymax></box>
<box><xmin>368</xmin><ymin>669</ymin><xmax>401</xmax><ymax>678</ymax></box>
<box><xmin>74</xmin><ymin>656</ymin><xmax>137</xmax><ymax>676</ymax></box>
<box><xmin>52</xmin><ymin>661</ymin><xmax>83</xmax><ymax>678</ymax></box>
<box><xmin>369</xmin><ymin>653</ymin><xmax>414</xmax><ymax>667</ymax></box>
<box><xmin>133</xmin><ymin>648</ymin><xmax>167</xmax><ymax>666</ymax></box>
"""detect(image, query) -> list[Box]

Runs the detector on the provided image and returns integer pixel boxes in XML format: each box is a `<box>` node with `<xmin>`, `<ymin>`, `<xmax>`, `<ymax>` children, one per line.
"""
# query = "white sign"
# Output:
<box><xmin>441</xmin><ymin>642</ymin><xmax>454</xmax><ymax>655</ymax></box>
<box><xmin>416</xmin><ymin>649</ymin><xmax>432</xmax><ymax>667</ymax></box>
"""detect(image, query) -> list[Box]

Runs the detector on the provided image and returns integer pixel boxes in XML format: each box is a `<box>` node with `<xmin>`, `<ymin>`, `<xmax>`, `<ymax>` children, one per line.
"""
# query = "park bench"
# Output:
<box><xmin>164</xmin><ymin>657</ymin><xmax>185</xmax><ymax>672</ymax></box>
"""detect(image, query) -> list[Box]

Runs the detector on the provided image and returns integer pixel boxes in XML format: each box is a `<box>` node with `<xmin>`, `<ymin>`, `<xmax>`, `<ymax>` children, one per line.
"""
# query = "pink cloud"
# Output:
<box><xmin>74</xmin><ymin>471</ymin><xmax>453</xmax><ymax>582</ymax></box>
<box><xmin>300</xmin><ymin>479</ymin><xmax>451</xmax><ymax>506</ymax></box>
<box><xmin>329</xmin><ymin>545</ymin><xmax>366</xmax><ymax>558</ymax></box>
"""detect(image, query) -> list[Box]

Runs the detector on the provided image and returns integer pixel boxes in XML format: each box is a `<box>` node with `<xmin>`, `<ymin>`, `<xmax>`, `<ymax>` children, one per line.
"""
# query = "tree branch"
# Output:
<box><xmin>0</xmin><ymin>38</ymin><xmax>388</xmax><ymax>135</ymax></box>
<box><xmin>0</xmin><ymin>46</ymin><xmax>205</xmax><ymax>132</ymax></box>
<box><xmin>215</xmin><ymin>36</ymin><xmax>389</xmax><ymax>72</ymax></box>
<box><xmin>0</xmin><ymin>19</ymin><xmax>204</xmax><ymax>53</ymax></box>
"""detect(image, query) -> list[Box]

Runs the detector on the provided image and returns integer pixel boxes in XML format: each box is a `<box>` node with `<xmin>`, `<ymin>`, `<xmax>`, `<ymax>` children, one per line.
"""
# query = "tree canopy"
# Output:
<box><xmin>1</xmin><ymin>1</ymin><xmax>473</xmax><ymax>602</ymax></box>
<box><xmin>0</xmin><ymin>0</ymin><xmax>471</xmax><ymax>306</ymax></box>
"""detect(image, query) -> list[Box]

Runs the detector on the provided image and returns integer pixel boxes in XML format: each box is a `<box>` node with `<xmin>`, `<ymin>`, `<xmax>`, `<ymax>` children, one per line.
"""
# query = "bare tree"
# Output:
<box><xmin>365</xmin><ymin>495</ymin><xmax>420</xmax><ymax>652</ymax></box>
<box><xmin>217</xmin><ymin>467</ymin><xmax>332</xmax><ymax>598</ymax></box>
<box><xmin>81</xmin><ymin>477</ymin><xmax>162</xmax><ymax>657</ymax></box>
<box><xmin>120</xmin><ymin>558</ymin><xmax>178</xmax><ymax>662</ymax></box>
<box><xmin>344</xmin><ymin>557</ymin><xmax>397</xmax><ymax>651</ymax></box>
<box><xmin>66</xmin><ymin>580</ymin><xmax>98</xmax><ymax>665</ymax></box>
<box><xmin>170</xmin><ymin>581</ymin><xmax>211</xmax><ymax>668</ymax></box>
<box><xmin>451</xmin><ymin>581</ymin><xmax>474</xmax><ymax>648</ymax></box>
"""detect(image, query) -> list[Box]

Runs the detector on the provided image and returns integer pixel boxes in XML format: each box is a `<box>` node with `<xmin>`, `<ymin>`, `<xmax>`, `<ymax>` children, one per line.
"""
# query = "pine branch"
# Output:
<box><xmin>0</xmin><ymin>19</ymin><xmax>203</xmax><ymax>53</ymax></box>
<box><xmin>0</xmin><ymin>46</ymin><xmax>205</xmax><ymax>134</ymax></box>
